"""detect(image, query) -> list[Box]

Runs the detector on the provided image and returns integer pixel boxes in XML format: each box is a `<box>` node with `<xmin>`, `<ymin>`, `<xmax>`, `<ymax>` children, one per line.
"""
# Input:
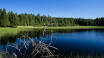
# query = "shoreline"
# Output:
<box><xmin>17</xmin><ymin>26</ymin><xmax>104</xmax><ymax>29</ymax></box>
<box><xmin>0</xmin><ymin>26</ymin><xmax>104</xmax><ymax>39</ymax></box>
<box><xmin>0</xmin><ymin>26</ymin><xmax>104</xmax><ymax>34</ymax></box>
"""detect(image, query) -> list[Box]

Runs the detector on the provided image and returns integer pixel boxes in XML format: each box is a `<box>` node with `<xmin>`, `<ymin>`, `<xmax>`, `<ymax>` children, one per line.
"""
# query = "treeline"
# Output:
<box><xmin>0</xmin><ymin>8</ymin><xmax>104</xmax><ymax>27</ymax></box>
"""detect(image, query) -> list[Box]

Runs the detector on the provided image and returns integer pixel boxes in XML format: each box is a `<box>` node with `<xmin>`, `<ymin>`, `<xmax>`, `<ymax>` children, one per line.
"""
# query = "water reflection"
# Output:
<box><xmin>0</xmin><ymin>29</ymin><xmax>96</xmax><ymax>44</ymax></box>
<box><xmin>0</xmin><ymin>29</ymin><xmax>80</xmax><ymax>45</ymax></box>
<box><xmin>1</xmin><ymin>29</ymin><xmax>104</xmax><ymax>58</ymax></box>
<box><xmin>0</xmin><ymin>29</ymin><xmax>59</xmax><ymax>58</ymax></box>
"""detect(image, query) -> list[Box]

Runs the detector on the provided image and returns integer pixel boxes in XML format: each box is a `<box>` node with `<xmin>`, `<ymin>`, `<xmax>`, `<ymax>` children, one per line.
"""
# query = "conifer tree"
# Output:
<box><xmin>0</xmin><ymin>8</ymin><xmax>10</xmax><ymax>27</ymax></box>
<box><xmin>8</xmin><ymin>11</ymin><xmax>19</xmax><ymax>27</ymax></box>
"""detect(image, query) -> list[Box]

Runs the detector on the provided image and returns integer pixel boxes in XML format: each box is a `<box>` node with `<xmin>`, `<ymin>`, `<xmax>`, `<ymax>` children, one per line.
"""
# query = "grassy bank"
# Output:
<box><xmin>17</xmin><ymin>26</ymin><xmax>104</xmax><ymax>29</ymax></box>
<box><xmin>46</xmin><ymin>26</ymin><xmax>104</xmax><ymax>29</ymax></box>
<box><xmin>0</xmin><ymin>27</ymin><xmax>34</xmax><ymax>38</ymax></box>
<box><xmin>1</xmin><ymin>26</ymin><xmax>104</xmax><ymax>33</ymax></box>
<box><xmin>0</xmin><ymin>26</ymin><xmax>104</xmax><ymax>37</ymax></box>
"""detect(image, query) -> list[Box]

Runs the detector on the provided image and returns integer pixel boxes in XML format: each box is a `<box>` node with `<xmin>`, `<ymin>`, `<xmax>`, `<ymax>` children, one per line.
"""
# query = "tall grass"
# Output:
<box><xmin>0</xmin><ymin>27</ymin><xmax>35</xmax><ymax>39</ymax></box>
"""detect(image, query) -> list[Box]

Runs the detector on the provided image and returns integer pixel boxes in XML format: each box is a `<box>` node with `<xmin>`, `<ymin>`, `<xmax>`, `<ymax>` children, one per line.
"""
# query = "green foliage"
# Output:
<box><xmin>8</xmin><ymin>11</ymin><xmax>19</xmax><ymax>27</ymax></box>
<box><xmin>27</xmin><ymin>14</ymin><xmax>35</xmax><ymax>26</ymax></box>
<box><xmin>95</xmin><ymin>17</ymin><xmax>104</xmax><ymax>26</ymax></box>
<box><xmin>0</xmin><ymin>9</ymin><xmax>2</xmax><ymax>25</ymax></box>
<box><xmin>0</xmin><ymin>8</ymin><xmax>104</xmax><ymax>27</ymax></box>
<box><xmin>0</xmin><ymin>8</ymin><xmax>10</xmax><ymax>27</ymax></box>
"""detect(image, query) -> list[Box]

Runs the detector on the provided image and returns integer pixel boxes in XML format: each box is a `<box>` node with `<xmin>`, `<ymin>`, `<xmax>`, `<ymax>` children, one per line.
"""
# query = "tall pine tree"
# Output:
<box><xmin>0</xmin><ymin>8</ymin><xmax>10</xmax><ymax>27</ymax></box>
<box><xmin>0</xmin><ymin>9</ymin><xmax>2</xmax><ymax>26</ymax></box>
<box><xmin>8</xmin><ymin>11</ymin><xmax>19</xmax><ymax>27</ymax></box>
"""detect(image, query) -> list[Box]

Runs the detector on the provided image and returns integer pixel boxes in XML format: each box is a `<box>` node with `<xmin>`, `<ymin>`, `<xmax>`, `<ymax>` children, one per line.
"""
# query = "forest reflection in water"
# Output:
<box><xmin>1</xmin><ymin>29</ymin><xmax>104</xmax><ymax>58</ymax></box>
<box><xmin>0</xmin><ymin>29</ymin><xmax>84</xmax><ymax>46</ymax></box>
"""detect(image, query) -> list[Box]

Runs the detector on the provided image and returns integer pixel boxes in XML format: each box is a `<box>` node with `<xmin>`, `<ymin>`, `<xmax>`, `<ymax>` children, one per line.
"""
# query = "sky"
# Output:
<box><xmin>0</xmin><ymin>0</ymin><xmax>104</xmax><ymax>19</ymax></box>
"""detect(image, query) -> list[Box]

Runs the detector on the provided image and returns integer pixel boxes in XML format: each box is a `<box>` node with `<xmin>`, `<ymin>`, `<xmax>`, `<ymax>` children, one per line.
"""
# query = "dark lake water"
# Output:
<box><xmin>1</xmin><ymin>29</ymin><xmax>104</xmax><ymax>57</ymax></box>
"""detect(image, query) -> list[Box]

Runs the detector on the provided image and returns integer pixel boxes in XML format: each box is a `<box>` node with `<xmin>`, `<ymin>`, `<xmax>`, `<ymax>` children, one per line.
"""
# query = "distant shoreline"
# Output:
<box><xmin>17</xmin><ymin>26</ymin><xmax>104</xmax><ymax>29</ymax></box>
<box><xmin>0</xmin><ymin>26</ymin><xmax>104</xmax><ymax>39</ymax></box>
<box><xmin>1</xmin><ymin>26</ymin><xmax>104</xmax><ymax>29</ymax></box>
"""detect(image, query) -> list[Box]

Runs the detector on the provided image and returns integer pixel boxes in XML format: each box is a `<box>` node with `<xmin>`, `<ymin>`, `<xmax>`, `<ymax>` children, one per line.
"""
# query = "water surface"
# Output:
<box><xmin>0</xmin><ymin>29</ymin><xmax>104</xmax><ymax>57</ymax></box>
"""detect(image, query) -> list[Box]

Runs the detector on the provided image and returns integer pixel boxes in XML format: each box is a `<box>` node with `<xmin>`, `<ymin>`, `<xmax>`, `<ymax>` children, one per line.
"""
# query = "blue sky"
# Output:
<box><xmin>0</xmin><ymin>0</ymin><xmax>104</xmax><ymax>19</ymax></box>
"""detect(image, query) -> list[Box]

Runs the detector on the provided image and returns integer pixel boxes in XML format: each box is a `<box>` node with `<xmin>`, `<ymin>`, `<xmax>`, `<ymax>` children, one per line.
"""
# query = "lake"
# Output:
<box><xmin>0</xmin><ymin>29</ymin><xmax>104</xmax><ymax>58</ymax></box>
